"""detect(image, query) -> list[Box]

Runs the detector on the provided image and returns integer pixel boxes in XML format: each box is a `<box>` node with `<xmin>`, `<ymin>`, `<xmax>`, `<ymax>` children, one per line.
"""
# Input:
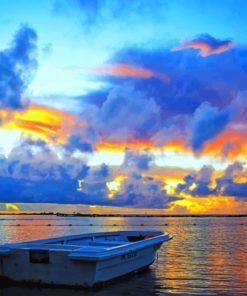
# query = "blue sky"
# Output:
<box><xmin>2</xmin><ymin>0</ymin><xmax>246</xmax><ymax>100</ymax></box>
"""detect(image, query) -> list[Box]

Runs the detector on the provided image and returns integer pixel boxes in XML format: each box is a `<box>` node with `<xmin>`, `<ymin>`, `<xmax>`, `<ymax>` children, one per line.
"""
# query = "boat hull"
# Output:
<box><xmin>0</xmin><ymin>231</ymin><xmax>171</xmax><ymax>287</ymax></box>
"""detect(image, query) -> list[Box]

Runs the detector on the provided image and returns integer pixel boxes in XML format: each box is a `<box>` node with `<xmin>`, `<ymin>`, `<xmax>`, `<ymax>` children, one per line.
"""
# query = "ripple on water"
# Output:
<box><xmin>0</xmin><ymin>216</ymin><xmax>246</xmax><ymax>295</ymax></box>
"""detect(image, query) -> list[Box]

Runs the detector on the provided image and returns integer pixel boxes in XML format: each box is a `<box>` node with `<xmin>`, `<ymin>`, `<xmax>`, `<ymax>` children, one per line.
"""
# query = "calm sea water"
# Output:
<box><xmin>0</xmin><ymin>215</ymin><xmax>246</xmax><ymax>295</ymax></box>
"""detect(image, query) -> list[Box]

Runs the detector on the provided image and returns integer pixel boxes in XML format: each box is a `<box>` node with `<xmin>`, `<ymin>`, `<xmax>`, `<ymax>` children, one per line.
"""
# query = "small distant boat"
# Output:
<box><xmin>0</xmin><ymin>230</ymin><xmax>172</xmax><ymax>287</ymax></box>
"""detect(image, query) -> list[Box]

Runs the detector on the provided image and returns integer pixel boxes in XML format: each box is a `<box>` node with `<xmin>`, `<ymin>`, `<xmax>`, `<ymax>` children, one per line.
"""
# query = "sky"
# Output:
<box><xmin>0</xmin><ymin>0</ymin><xmax>247</xmax><ymax>214</ymax></box>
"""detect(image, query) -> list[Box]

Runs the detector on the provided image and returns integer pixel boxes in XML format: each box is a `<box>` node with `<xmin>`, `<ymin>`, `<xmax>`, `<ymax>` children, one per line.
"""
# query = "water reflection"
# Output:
<box><xmin>0</xmin><ymin>216</ymin><xmax>247</xmax><ymax>295</ymax></box>
<box><xmin>155</xmin><ymin>218</ymin><xmax>247</xmax><ymax>295</ymax></box>
<box><xmin>0</xmin><ymin>268</ymin><xmax>166</xmax><ymax>296</ymax></box>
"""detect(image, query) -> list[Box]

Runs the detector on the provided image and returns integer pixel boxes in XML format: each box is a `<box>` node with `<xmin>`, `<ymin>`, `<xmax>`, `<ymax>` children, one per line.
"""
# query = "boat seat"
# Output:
<box><xmin>89</xmin><ymin>241</ymin><xmax>125</xmax><ymax>247</ymax></box>
<box><xmin>74</xmin><ymin>245</ymin><xmax>109</xmax><ymax>252</ymax></box>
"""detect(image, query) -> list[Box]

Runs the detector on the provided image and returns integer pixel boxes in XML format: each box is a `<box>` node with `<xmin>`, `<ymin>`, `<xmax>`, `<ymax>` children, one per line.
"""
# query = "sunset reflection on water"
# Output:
<box><xmin>0</xmin><ymin>215</ymin><xmax>246</xmax><ymax>295</ymax></box>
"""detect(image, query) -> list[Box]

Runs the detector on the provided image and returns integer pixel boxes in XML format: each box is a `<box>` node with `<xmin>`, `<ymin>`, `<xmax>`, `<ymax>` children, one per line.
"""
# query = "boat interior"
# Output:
<box><xmin>7</xmin><ymin>231</ymin><xmax>160</xmax><ymax>252</ymax></box>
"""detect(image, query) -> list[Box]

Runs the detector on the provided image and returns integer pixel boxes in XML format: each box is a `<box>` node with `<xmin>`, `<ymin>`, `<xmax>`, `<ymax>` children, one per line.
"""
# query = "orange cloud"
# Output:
<box><xmin>167</xmin><ymin>195</ymin><xmax>247</xmax><ymax>215</ymax></box>
<box><xmin>162</xmin><ymin>139</ymin><xmax>190</xmax><ymax>153</ymax></box>
<box><xmin>171</xmin><ymin>35</ymin><xmax>235</xmax><ymax>57</ymax></box>
<box><xmin>96</xmin><ymin>138</ymin><xmax>189</xmax><ymax>153</ymax></box>
<box><xmin>96</xmin><ymin>139</ymin><xmax>154</xmax><ymax>152</ymax></box>
<box><xmin>203</xmin><ymin>127</ymin><xmax>247</xmax><ymax>159</ymax></box>
<box><xmin>0</xmin><ymin>104</ymin><xmax>85</xmax><ymax>144</ymax></box>
<box><xmin>69</xmin><ymin>63</ymin><xmax>171</xmax><ymax>83</ymax></box>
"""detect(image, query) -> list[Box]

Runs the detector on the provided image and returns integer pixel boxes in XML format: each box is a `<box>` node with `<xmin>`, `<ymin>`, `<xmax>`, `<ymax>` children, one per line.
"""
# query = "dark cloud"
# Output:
<box><xmin>77</xmin><ymin>158</ymin><xmax>177</xmax><ymax>208</ymax></box>
<box><xmin>236</xmin><ymin>48</ymin><xmax>247</xmax><ymax>72</ymax></box>
<box><xmin>189</xmin><ymin>102</ymin><xmax>230</xmax><ymax>150</ymax></box>
<box><xmin>104</xmin><ymin>150</ymin><xmax>179</xmax><ymax>208</ymax></box>
<box><xmin>0</xmin><ymin>140</ymin><xmax>90</xmax><ymax>203</ymax></box>
<box><xmin>124</xmin><ymin>149</ymin><xmax>153</xmax><ymax>171</ymax></box>
<box><xmin>0</xmin><ymin>25</ymin><xmax>37</xmax><ymax>109</ymax></box>
<box><xmin>223</xmin><ymin>182</ymin><xmax>247</xmax><ymax>198</ymax></box>
<box><xmin>92</xmin><ymin>163</ymin><xmax>109</xmax><ymax>179</ymax></box>
<box><xmin>66</xmin><ymin>135</ymin><xmax>93</xmax><ymax>153</ymax></box>
<box><xmin>176</xmin><ymin>166</ymin><xmax>216</xmax><ymax>197</ymax></box>
<box><xmin>75</xmin><ymin>89</ymin><xmax>108</xmax><ymax>107</ymax></box>
<box><xmin>192</xmin><ymin>166</ymin><xmax>216</xmax><ymax>196</ymax></box>
<box><xmin>175</xmin><ymin>163</ymin><xmax>247</xmax><ymax>200</ymax></box>
<box><xmin>0</xmin><ymin>140</ymin><xmax>89</xmax><ymax>181</ymax></box>
<box><xmin>216</xmin><ymin>162</ymin><xmax>247</xmax><ymax>199</ymax></box>
<box><xmin>0</xmin><ymin>140</ymin><xmax>178</xmax><ymax>208</ymax></box>
<box><xmin>96</xmin><ymin>83</ymin><xmax>161</xmax><ymax>141</ymax></box>
<box><xmin>109</xmin><ymin>48</ymin><xmax>241</xmax><ymax>112</ymax></box>
<box><xmin>113</xmin><ymin>173</ymin><xmax>178</xmax><ymax>208</ymax></box>
<box><xmin>190</xmin><ymin>92</ymin><xmax>247</xmax><ymax>150</ymax></box>
<box><xmin>176</xmin><ymin>174</ymin><xmax>195</xmax><ymax>194</ymax></box>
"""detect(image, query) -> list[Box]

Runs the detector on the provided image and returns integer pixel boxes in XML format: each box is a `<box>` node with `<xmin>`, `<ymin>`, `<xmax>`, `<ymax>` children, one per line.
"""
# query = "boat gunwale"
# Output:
<box><xmin>1</xmin><ymin>230</ymin><xmax>165</xmax><ymax>247</ymax></box>
<box><xmin>0</xmin><ymin>230</ymin><xmax>172</xmax><ymax>261</ymax></box>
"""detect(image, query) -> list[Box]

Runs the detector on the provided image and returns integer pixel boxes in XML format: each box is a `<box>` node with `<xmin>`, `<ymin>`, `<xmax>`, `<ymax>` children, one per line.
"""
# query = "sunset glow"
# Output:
<box><xmin>0</xmin><ymin>0</ymin><xmax>246</xmax><ymax>214</ymax></box>
<box><xmin>0</xmin><ymin>104</ymin><xmax>84</xmax><ymax>144</ymax></box>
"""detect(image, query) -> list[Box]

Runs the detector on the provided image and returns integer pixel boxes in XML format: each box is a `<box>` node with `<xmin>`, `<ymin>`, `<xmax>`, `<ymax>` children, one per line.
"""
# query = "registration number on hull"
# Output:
<box><xmin>121</xmin><ymin>251</ymin><xmax>138</xmax><ymax>260</ymax></box>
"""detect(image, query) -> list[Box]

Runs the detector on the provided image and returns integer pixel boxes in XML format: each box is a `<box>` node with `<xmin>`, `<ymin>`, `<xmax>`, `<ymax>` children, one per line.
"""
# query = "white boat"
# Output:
<box><xmin>0</xmin><ymin>230</ymin><xmax>172</xmax><ymax>287</ymax></box>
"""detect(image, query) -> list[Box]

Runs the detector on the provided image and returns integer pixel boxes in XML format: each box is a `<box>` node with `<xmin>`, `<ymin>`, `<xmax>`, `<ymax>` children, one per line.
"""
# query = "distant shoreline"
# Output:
<box><xmin>0</xmin><ymin>212</ymin><xmax>246</xmax><ymax>217</ymax></box>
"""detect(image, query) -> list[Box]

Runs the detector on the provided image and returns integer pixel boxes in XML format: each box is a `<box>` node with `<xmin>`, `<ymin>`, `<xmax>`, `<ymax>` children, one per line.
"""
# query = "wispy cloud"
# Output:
<box><xmin>171</xmin><ymin>34</ymin><xmax>235</xmax><ymax>57</ymax></box>
<box><xmin>66</xmin><ymin>64</ymin><xmax>171</xmax><ymax>83</ymax></box>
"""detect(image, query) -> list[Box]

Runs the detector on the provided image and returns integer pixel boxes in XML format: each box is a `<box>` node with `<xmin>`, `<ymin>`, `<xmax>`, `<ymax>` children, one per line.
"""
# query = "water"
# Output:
<box><xmin>0</xmin><ymin>215</ymin><xmax>246</xmax><ymax>295</ymax></box>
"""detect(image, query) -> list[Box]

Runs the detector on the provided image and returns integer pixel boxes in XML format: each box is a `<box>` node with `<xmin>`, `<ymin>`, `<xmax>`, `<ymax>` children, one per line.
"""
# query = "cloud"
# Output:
<box><xmin>123</xmin><ymin>149</ymin><xmax>154</xmax><ymax>171</ymax></box>
<box><xmin>216</xmin><ymin>162</ymin><xmax>247</xmax><ymax>199</ymax></box>
<box><xmin>203</xmin><ymin>125</ymin><xmax>247</xmax><ymax>159</ymax></box>
<box><xmin>176</xmin><ymin>174</ymin><xmax>195</xmax><ymax>194</ymax></box>
<box><xmin>1</xmin><ymin>33</ymin><xmax>247</xmax><ymax>210</ymax></box>
<box><xmin>3</xmin><ymin>132</ymin><xmax>246</xmax><ymax>208</ymax></box>
<box><xmin>189</xmin><ymin>92</ymin><xmax>247</xmax><ymax>151</ymax></box>
<box><xmin>0</xmin><ymin>139</ymin><xmax>89</xmax><ymax>181</ymax></box>
<box><xmin>113</xmin><ymin>172</ymin><xmax>178</xmax><ymax>208</ymax></box>
<box><xmin>0</xmin><ymin>103</ymin><xmax>86</xmax><ymax>144</ymax></box>
<box><xmin>96</xmin><ymin>139</ymin><xmax>154</xmax><ymax>152</ymax></box>
<box><xmin>101</xmin><ymin>149</ymin><xmax>180</xmax><ymax>208</ymax></box>
<box><xmin>174</xmin><ymin>163</ymin><xmax>247</xmax><ymax>201</ymax></box>
<box><xmin>0</xmin><ymin>139</ymin><xmax>91</xmax><ymax>203</ymax></box>
<box><xmin>54</xmin><ymin>0</ymin><xmax>168</xmax><ymax>50</ymax></box>
<box><xmin>96</xmin><ymin>83</ymin><xmax>161</xmax><ymax>141</ymax></box>
<box><xmin>175</xmin><ymin>165</ymin><xmax>216</xmax><ymax>197</ymax></box>
<box><xmin>69</xmin><ymin>64</ymin><xmax>171</xmax><ymax>83</ymax></box>
<box><xmin>75</xmin><ymin>151</ymin><xmax>178</xmax><ymax>208</ymax></box>
<box><xmin>0</xmin><ymin>25</ymin><xmax>37</xmax><ymax>109</ymax></box>
<box><xmin>191</xmin><ymin>166</ymin><xmax>216</xmax><ymax>196</ymax></box>
<box><xmin>72</xmin><ymin>0</ymin><xmax>166</xmax><ymax>24</ymax></box>
<box><xmin>0</xmin><ymin>139</ymin><xmax>179</xmax><ymax>208</ymax></box>
<box><xmin>65</xmin><ymin>135</ymin><xmax>93</xmax><ymax>153</ymax></box>
<box><xmin>171</xmin><ymin>34</ymin><xmax>235</xmax><ymax>57</ymax></box>
<box><xmin>78</xmin><ymin>46</ymin><xmax>247</xmax><ymax>153</ymax></box>
<box><xmin>189</xmin><ymin>102</ymin><xmax>230</xmax><ymax>151</ymax></box>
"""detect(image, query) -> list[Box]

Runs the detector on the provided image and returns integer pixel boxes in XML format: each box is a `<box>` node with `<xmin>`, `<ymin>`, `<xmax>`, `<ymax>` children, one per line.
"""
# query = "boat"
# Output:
<box><xmin>0</xmin><ymin>230</ymin><xmax>172</xmax><ymax>287</ymax></box>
